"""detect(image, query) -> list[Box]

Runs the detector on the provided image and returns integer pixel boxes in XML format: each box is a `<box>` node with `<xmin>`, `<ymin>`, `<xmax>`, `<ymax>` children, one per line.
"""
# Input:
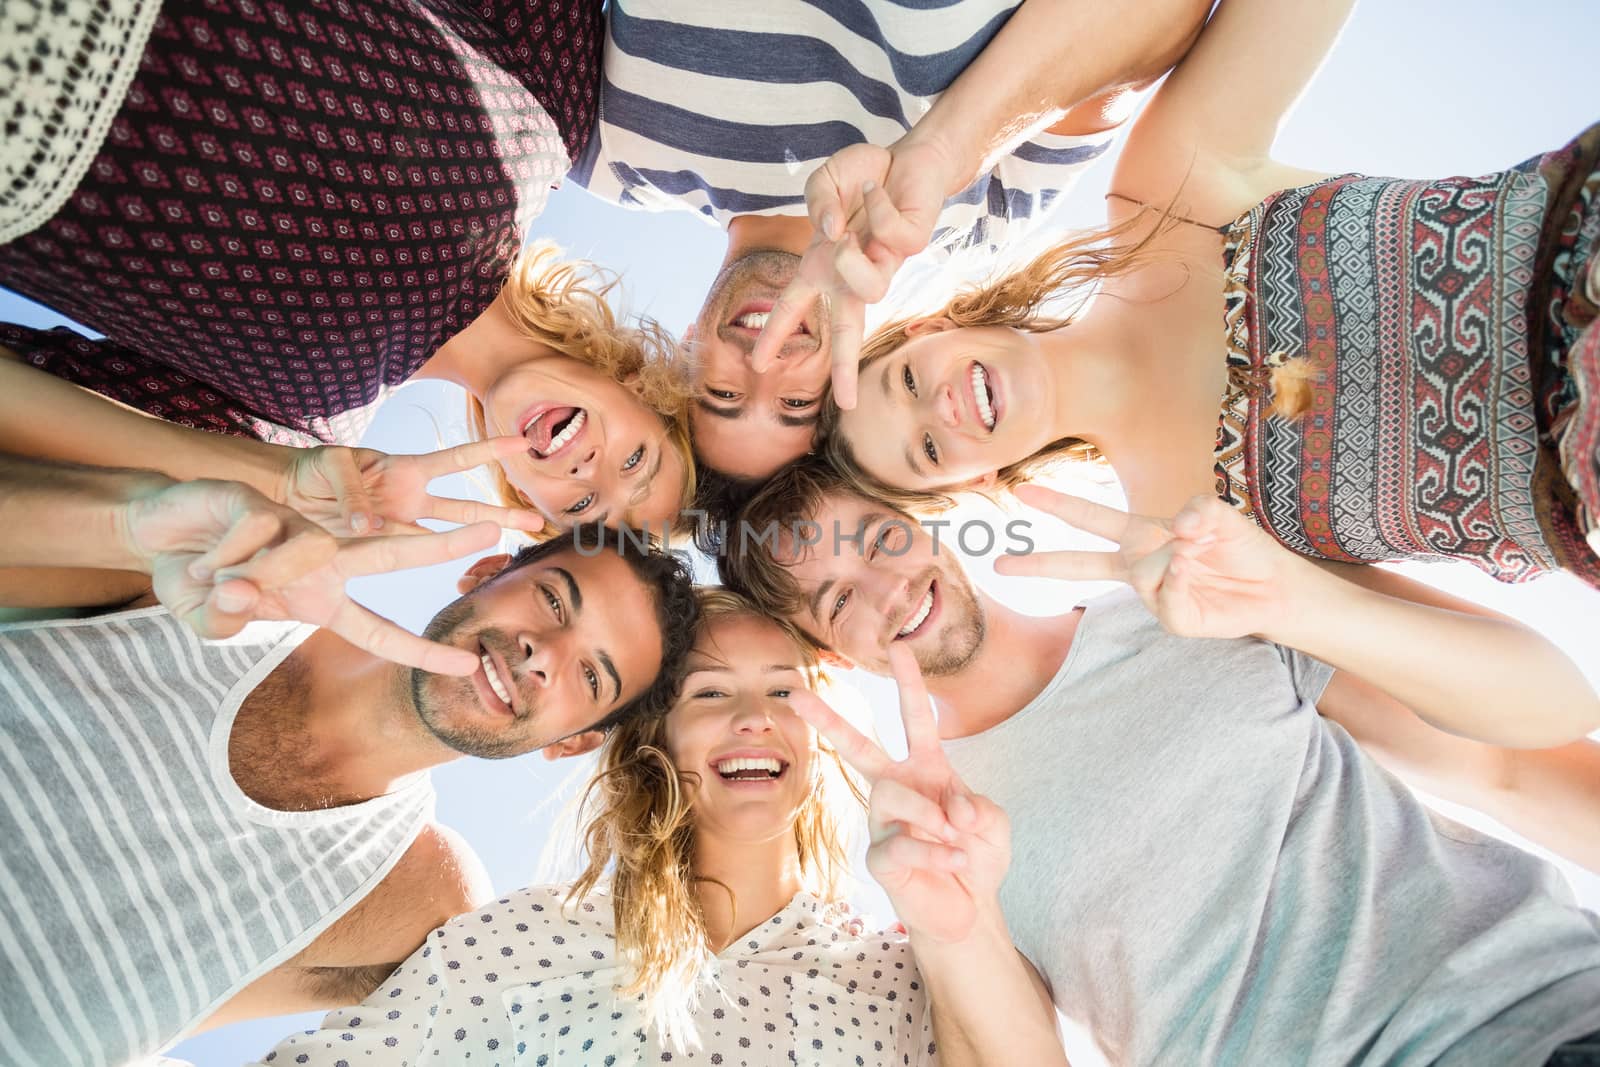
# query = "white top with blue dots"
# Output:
<box><xmin>250</xmin><ymin>883</ymin><xmax>938</xmax><ymax>1066</ymax></box>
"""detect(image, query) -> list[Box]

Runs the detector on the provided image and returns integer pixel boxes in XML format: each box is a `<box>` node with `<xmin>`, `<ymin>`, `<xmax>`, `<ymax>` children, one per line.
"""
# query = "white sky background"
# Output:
<box><xmin>0</xmin><ymin>2</ymin><xmax>1591</xmax><ymax>1063</ymax></box>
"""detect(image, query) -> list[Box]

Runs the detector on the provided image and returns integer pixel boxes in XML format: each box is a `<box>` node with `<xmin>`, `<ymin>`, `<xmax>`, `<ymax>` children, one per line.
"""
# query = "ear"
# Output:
<box><xmin>456</xmin><ymin>552</ymin><xmax>513</xmax><ymax>595</ymax></box>
<box><xmin>541</xmin><ymin>730</ymin><xmax>606</xmax><ymax>761</ymax></box>
<box><xmin>683</xmin><ymin>323</ymin><xmax>698</xmax><ymax>345</ymax></box>
<box><xmin>904</xmin><ymin>316</ymin><xmax>957</xmax><ymax>338</ymax></box>
<box><xmin>963</xmin><ymin>470</ymin><xmax>999</xmax><ymax>492</ymax></box>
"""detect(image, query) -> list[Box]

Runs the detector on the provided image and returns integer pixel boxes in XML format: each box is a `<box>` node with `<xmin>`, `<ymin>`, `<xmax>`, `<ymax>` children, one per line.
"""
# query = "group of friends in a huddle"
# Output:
<box><xmin>2</xmin><ymin>0</ymin><xmax>1599</xmax><ymax>1064</ymax></box>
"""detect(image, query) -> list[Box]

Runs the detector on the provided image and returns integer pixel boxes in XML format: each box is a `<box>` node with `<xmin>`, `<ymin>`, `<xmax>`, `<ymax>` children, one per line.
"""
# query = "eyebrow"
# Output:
<box><xmin>694</xmin><ymin>397</ymin><xmax>742</xmax><ymax>421</ymax></box>
<box><xmin>903</xmin><ymin>444</ymin><xmax>927</xmax><ymax>479</ymax></box>
<box><xmin>552</xmin><ymin>567</ymin><xmax>582</xmax><ymax>614</ymax></box>
<box><xmin>806</xmin><ymin>576</ymin><xmax>835</xmax><ymax>626</ymax></box>
<box><xmin>880</xmin><ymin>362</ymin><xmax>893</xmax><ymax>402</ymax></box>
<box><xmin>598</xmin><ymin>649</ymin><xmax>622</xmax><ymax>705</ymax></box>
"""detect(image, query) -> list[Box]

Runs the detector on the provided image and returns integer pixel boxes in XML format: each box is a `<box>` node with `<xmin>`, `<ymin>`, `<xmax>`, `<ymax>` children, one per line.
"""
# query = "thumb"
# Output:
<box><xmin>325</xmin><ymin>449</ymin><xmax>376</xmax><ymax>536</ymax></box>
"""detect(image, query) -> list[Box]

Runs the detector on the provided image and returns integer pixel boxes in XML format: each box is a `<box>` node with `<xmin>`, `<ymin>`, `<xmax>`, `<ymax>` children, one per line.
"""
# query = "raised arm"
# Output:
<box><xmin>1113</xmin><ymin>0</ymin><xmax>1360</xmax><ymax>222</ymax></box>
<box><xmin>997</xmin><ymin>487</ymin><xmax>1600</xmax><ymax>749</ymax></box>
<box><xmin>793</xmin><ymin>647</ymin><xmax>1067</xmax><ymax>1066</ymax></box>
<box><xmin>1318</xmin><ymin>670</ymin><xmax>1600</xmax><ymax>874</ymax></box>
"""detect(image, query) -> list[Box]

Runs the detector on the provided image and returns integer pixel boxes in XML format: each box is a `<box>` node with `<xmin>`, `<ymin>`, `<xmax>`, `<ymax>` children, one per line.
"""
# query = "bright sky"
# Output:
<box><xmin>1</xmin><ymin>2</ymin><xmax>1594</xmax><ymax>1063</ymax></box>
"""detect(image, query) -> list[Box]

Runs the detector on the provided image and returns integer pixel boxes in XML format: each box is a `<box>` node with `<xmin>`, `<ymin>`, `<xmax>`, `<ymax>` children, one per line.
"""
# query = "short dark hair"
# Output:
<box><xmin>502</xmin><ymin>525</ymin><xmax>699</xmax><ymax>733</ymax></box>
<box><xmin>688</xmin><ymin>461</ymin><xmax>767</xmax><ymax>557</ymax></box>
<box><xmin>715</xmin><ymin>457</ymin><xmax>862</xmax><ymax>618</ymax></box>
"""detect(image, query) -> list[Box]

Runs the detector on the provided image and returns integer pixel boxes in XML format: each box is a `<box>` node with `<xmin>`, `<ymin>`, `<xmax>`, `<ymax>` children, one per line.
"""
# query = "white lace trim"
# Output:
<box><xmin>0</xmin><ymin>0</ymin><xmax>162</xmax><ymax>245</ymax></box>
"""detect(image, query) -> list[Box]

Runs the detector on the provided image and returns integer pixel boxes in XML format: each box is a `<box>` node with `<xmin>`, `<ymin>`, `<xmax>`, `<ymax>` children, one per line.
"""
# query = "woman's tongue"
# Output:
<box><xmin>526</xmin><ymin>406</ymin><xmax>581</xmax><ymax>457</ymax></box>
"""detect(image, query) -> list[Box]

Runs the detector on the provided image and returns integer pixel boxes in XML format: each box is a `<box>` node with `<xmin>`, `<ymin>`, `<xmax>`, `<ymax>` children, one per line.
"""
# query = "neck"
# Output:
<box><xmin>723</xmin><ymin>213</ymin><xmax>816</xmax><ymax>264</ymax></box>
<box><xmin>692</xmin><ymin>824</ymin><xmax>806</xmax><ymax>952</ymax></box>
<box><xmin>414</xmin><ymin>291</ymin><xmax>555</xmax><ymax>399</ymax></box>
<box><xmin>1038</xmin><ymin>316</ymin><xmax>1139</xmax><ymax>455</ymax></box>
<box><xmin>928</xmin><ymin>597</ymin><xmax>1081</xmax><ymax>739</ymax></box>
<box><xmin>240</xmin><ymin>629</ymin><xmax>458</xmax><ymax>807</ymax></box>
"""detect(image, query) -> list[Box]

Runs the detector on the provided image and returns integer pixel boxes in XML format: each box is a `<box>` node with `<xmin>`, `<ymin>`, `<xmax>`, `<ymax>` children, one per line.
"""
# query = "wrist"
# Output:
<box><xmin>1254</xmin><ymin>553</ymin><xmax>1346</xmax><ymax>648</ymax></box>
<box><xmin>109</xmin><ymin>471</ymin><xmax>183</xmax><ymax>573</ymax></box>
<box><xmin>892</xmin><ymin>121</ymin><xmax>982</xmax><ymax>200</ymax></box>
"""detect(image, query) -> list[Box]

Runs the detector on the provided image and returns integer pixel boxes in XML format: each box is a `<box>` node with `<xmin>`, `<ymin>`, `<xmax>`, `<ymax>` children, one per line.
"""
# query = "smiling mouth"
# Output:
<box><xmin>522</xmin><ymin>406</ymin><xmax>587</xmax><ymax>458</ymax></box>
<box><xmin>475</xmin><ymin>642</ymin><xmax>520</xmax><ymax>718</ymax></box>
<box><xmin>895</xmin><ymin>582</ymin><xmax>937</xmax><ymax>640</ymax></box>
<box><xmin>970</xmin><ymin>362</ymin><xmax>997</xmax><ymax>431</ymax></box>
<box><xmin>714</xmin><ymin>756</ymin><xmax>789</xmax><ymax>782</ymax></box>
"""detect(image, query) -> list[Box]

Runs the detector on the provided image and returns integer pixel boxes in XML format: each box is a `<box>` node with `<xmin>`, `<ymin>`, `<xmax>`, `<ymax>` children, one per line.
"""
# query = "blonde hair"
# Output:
<box><xmin>567</xmin><ymin>588</ymin><xmax>866</xmax><ymax>1044</ymax></box>
<box><xmin>820</xmin><ymin>209</ymin><xmax>1178</xmax><ymax>514</ymax></box>
<box><xmin>466</xmin><ymin>241</ymin><xmax>698</xmax><ymax>539</ymax></box>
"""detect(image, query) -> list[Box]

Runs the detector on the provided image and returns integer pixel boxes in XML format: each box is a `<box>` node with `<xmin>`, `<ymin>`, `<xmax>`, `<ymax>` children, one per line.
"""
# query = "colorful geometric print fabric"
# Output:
<box><xmin>1214</xmin><ymin>124</ymin><xmax>1600</xmax><ymax>588</ymax></box>
<box><xmin>0</xmin><ymin>0</ymin><xmax>602</xmax><ymax>446</ymax></box>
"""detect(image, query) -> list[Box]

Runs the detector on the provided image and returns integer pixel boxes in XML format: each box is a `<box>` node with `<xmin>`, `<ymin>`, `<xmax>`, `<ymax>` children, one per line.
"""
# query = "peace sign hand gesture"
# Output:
<box><xmin>279</xmin><ymin>436</ymin><xmax>545</xmax><ymax>538</ymax></box>
<box><xmin>789</xmin><ymin>644</ymin><xmax>1010</xmax><ymax>945</ymax></box>
<box><xmin>122</xmin><ymin>477</ymin><xmax>498</xmax><ymax>676</ymax></box>
<box><xmin>995</xmin><ymin>484</ymin><xmax>1304</xmax><ymax>640</ymax></box>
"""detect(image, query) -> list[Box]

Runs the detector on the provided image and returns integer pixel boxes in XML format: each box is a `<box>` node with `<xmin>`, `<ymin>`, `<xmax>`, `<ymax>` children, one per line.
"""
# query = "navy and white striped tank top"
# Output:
<box><xmin>0</xmin><ymin>607</ymin><xmax>433</xmax><ymax>1066</ymax></box>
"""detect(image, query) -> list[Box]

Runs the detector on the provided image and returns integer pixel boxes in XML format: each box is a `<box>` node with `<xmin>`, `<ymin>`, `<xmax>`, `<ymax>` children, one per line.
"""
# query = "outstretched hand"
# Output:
<box><xmin>751</xmin><ymin>139</ymin><xmax>961</xmax><ymax>409</ymax></box>
<box><xmin>280</xmin><ymin>436</ymin><xmax>545</xmax><ymax>538</ymax></box>
<box><xmin>995</xmin><ymin>484</ymin><xmax>1302</xmax><ymax>639</ymax></box>
<box><xmin>789</xmin><ymin>644</ymin><xmax>1009</xmax><ymax>944</ymax></box>
<box><xmin>121</xmin><ymin>478</ymin><xmax>497</xmax><ymax>675</ymax></box>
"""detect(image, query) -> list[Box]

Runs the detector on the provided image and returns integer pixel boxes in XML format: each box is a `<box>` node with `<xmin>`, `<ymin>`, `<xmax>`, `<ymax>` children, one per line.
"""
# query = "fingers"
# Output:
<box><xmin>751</xmin><ymin>279</ymin><xmax>820</xmax><ymax>372</ymax></box>
<box><xmin>321</xmin><ymin>447</ymin><xmax>380</xmax><ymax>536</ymax></box>
<box><xmin>858</xmin><ymin>180</ymin><xmax>927</xmax><ymax>259</ymax></box>
<box><xmin>828</xmin><ymin>296</ymin><xmax>865</xmax><ymax>409</ymax></box>
<box><xmin>333</xmin><ymin>521</ymin><xmax>501</xmax><ymax>579</ymax></box>
<box><xmin>1011</xmin><ymin>484</ymin><xmax>1132</xmax><ymax>543</ymax></box>
<box><xmin>415</xmin><ymin>436</ymin><xmax>532</xmax><ymax>480</ymax></box>
<box><xmin>787</xmin><ymin>689</ymin><xmax>894</xmax><ymax>781</ymax></box>
<box><xmin>186</xmin><ymin>508</ymin><xmax>286</xmax><ymax>583</ymax></box>
<box><xmin>424</xmin><ymin>494</ymin><xmax>545</xmax><ymax>534</ymax></box>
<box><xmin>211</xmin><ymin>522</ymin><xmax>339</xmax><ymax>592</ymax></box>
<box><xmin>887</xmin><ymin>643</ymin><xmax>940</xmax><ymax>759</ymax></box>
<box><xmin>869</xmin><ymin>832</ymin><xmax>968</xmax><ymax>879</ymax></box>
<box><xmin>199</xmin><ymin>577</ymin><xmax>261</xmax><ymax>636</ymax></box>
<box><xmin>870</xmin><ymin>778</ymin><xmax>957</xmax><ymax>844</ymax></box>
<box><xmin>1127</xmin><ymin>539</ymin><xmax>1178</xmax><ymax>609</ymax></box>
<box><xmin>323</xmin><ymin>597</ymin><xmax>480</xmax><ymax>677</ymax></box>
<box><xmin>1172</xmin><ymin>494</ymin><xmax>1229</xmax><ymax>546</ymax></box>
<box><xmin>993</xmin><ymin>548</ymin><xmax>1126</xmax><ymax>582</ymax></box>
<box><xmin>805</xmin><ymin>161</ymin><xmax>848</xmax><ymax>242</ymax></box>
<box><xmin>831</xmin><ymin>232</ymin><xmax>896</xmax><ymax>304</ymax></box>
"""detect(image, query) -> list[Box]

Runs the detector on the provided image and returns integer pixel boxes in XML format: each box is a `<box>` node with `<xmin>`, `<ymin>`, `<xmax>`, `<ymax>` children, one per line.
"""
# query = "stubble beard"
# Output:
<box><xmin>407</xmin><ymin>598</ymin><xmax>531</xmax><ymax>760</ymax></box>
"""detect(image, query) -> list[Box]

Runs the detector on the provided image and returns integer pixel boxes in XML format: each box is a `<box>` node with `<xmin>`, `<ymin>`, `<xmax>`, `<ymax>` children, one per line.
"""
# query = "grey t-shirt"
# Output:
<box><xmin>944</xmin><ymin>589</ymin><xmax>1600</xmax><ymax>1066</ymax></box>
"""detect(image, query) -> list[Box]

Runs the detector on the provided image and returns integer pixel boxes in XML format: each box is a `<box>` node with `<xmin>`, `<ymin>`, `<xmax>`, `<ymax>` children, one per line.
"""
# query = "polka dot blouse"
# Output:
<box><xmin>252</xmin><ymin>884</ymin><xmax>938</xmax><ymax>1066</ymax></box>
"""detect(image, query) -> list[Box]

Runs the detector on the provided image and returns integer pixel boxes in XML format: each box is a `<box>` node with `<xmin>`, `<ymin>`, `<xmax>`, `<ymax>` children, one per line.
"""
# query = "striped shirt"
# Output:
<box><xmin>570</xmin><ymin>0</ymin><xmax>1115</xmax><ymax>257</ymax></box>
<box><xmin>0</xmin><ymin>608</ymin><xmax>433</xmax><ymax>1067</ymax></box>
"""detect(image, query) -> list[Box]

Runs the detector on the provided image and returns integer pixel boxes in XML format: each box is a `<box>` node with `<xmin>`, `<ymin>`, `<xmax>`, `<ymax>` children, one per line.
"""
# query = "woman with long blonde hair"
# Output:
<box><xmin>251</xmin><ymin>588</ymin><xmax>943</xmax><ymax>1065</ymax></box>
<box><xmin>816</xmin><ymin>0</ymin><xmax>1600</xmax><ymax>597</ymax></box>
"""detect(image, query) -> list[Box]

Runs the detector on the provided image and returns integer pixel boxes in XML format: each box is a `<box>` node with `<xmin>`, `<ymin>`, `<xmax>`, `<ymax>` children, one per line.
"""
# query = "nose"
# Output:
<box><xmin>935</xmin><ymin>382</ymin><xmax>960</xmax><ymax>429</ymax></box>
<box><xmin>514</xmin><ymin>630</ymin><xmax>559</xmax><ymax>691</ymax></box>
<box><xmin>567</xmin><ymin>446</ymin><xmax>598</xmax><ymax>479</ymax></box>
<box><xmin>863</xmin><ymin>567</ymin><xmax>911</xmax><ymax>621</ymax></box>
<box><xmin>730</xmin><ymin>696</ymin><xmax>778</xmax><ymax>734</ymax></box>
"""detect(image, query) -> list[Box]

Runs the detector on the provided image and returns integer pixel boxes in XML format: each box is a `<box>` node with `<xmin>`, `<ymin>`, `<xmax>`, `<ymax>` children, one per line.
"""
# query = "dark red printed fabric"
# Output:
<box><xmin>0</xmin><ymin>0</ymin><xmax>601</xmax><ymax>445</ymax></box>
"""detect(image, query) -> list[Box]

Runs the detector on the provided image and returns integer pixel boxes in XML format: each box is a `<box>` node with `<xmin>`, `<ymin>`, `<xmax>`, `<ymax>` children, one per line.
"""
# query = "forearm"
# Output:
<box><xmin>0</xmin><ymin>353</ymin><xmax>287</xmax><ymax>498</ymax></box>
<box><xmin>903</xmin><ymin>0</ymin><xmax>1207</xmax><ymax>192</ymax></box>
<box><xmin>0</xmin><ymin>453</ymin><xmax>170</xmax><ymax>571</ymax></box>
<box><xmin>1492</xmin><ymin>743</ymin><xmax>1600</xmax><ymax>873</ymax></box>
<box><xmin>1266</xmin><ymin>559</ymin><xmax>1599</xmax><ymax>747</ymax></box>
<box><xmin>912</xmin><ymin>909</ymin><xmax>1065</xmax><ymax>1067</ymax></box>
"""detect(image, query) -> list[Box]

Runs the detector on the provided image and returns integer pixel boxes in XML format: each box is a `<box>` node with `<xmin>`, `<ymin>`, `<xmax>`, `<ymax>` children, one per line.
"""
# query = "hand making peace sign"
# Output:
<box><xmin>279</xmin><ymin>436</ymin><xmax>546</xmax><ymax>538</ymax></box>
<box><xmin>789</xmin><ymin>643</ymin><xmax>1010</xmax><ymax>945</ymax></box>
<box><xmin>122</xmin><ymin>477</ymin><xmax>499</xmax><ymax>676</ymax></box>
<box><xmin>996</xmin><ymin>484</ymin><xmax>1304</xmax><ymax>640</ymax></box>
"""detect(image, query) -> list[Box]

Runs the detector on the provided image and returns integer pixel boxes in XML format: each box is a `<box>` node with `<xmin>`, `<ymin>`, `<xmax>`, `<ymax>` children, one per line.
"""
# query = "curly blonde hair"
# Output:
<box><xmin>466</xmin><ymin>241</ymin><xmax>698</xmax><ymax>539</ymax></box>
<box><xmin>567</xmin><ymin>588</ymin><xmax>867</xmax><ymax>1045</ymax></box>
<box><xmin>819</xmin><ymin>209</ymin><xmax>1177</xmax><ymax>514</ymax></box>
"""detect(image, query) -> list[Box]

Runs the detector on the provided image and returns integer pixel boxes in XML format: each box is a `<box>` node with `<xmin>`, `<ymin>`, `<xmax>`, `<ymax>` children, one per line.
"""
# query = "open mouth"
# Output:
<box><xmin>894</xmin><ymin>581</ymin><xmax>938</xmax><ymax>641</ymax></box>
<box><xmin>729</xmin><ymin>301</ymin><xmax>811</xmax><ymax>337</ymax></box>
<box><xmin>970</xmin><ymin>362</ymin><xmax>998</xmax><ymax>431</ymax></box>
<box><xmin>713</xmin><ymin>754</ymin><xmax>790</xmax><ymax>783</ymax></box>
<box><xmin>521</xmin><ymin>405</ymin><xmax>587</xmax><ymax>459</ymax></box>
<box><xmin>474</xmin><ymin>642</ymin><xmax>517</xmax><ymax>717</ymax></box>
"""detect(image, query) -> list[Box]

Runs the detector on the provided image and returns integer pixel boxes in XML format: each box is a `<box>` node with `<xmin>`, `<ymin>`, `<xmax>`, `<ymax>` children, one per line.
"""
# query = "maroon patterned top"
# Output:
<box><xmin>0</xmin><ymin>0</ymin><xmax>601</xmax><ymax>445</ymax></box>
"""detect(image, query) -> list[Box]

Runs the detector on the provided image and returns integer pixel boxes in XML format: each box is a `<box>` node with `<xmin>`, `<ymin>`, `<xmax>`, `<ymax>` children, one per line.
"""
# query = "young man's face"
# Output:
<box><xmin>689</xmin><ymin>250</ymin><xmax>832</xmax><ymax>480</ymax></box>
<box><xmin>409</xmin><ymin>548</ymin><xmax>664</xmax><ymax>758</ymax></box>
<box><xmin>777</xmin><ymin>491</ymin><xmax>986</xmax><ymax>677</ymax></box>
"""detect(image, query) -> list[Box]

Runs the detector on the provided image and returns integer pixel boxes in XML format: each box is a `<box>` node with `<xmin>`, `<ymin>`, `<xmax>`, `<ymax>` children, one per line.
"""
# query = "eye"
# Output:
<box><xmin>829</xmin><ymin>589</ymin><xmax>850</xmax><ymax>622</ymax></box>
<box><xmin>922</xmin><ymin>433</ymin><xmax>938</xmax><ymax>465</ymax></box>
<box><xmin>583</xmin><ymin>663</ymin><xmax>600</xmax><ymax>700</ymax></box>
<box><xmin>542</xmin><ymin>586</ymin><xmax>565</xmax><ymax>624</ymax></box>
<box><xmin>782</xmin><ymin>396</ymin><xmax>816</xmax><ymax>409</ymax></box>
<box><xmin>708</xmin><ymin>389</ymin><xmax>739</xmax><ymax>401</ymax></box>
<box><xmin>693</xmin><ymin>687</ymin><xmax>729</xmax><ymax>699</ymax></box>
<box><xmin>901</xmin><ymin>365</ymin><xmax>917</xmax><ymax>397</ymax></box>
<box><xmin>622</xmin><ymin>445</ymin><xmax>645</xmax><ymax>472</ymax></box>
<box><xmin>564</xmin><ymin>493</ymin><xmax>595</xmax><ymax>515</ymax></box>
<box><xmin>770</xmin><ymin>687</ymin><xmax>794</xmax><ymax>699</ymax></box>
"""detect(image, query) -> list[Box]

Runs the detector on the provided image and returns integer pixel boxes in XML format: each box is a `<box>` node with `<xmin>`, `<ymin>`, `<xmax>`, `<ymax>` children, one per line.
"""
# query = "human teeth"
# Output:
<box><xmin>733</xmin><ymin>311</ymin><xmax>771</xmax><ymax>330</ymax></box>
<box><xmin>971</xmin><ymin>365</ymin><xmax>996</xmax><ymax>430</ymax></box>
<box><xmin>544</xmin><ymin>409</ymin><xmax>586</xmax><ymax>454</ymax></box>
<box><xmin>481</xmin><ymin>652</ymin><xmax>512</xmax><ymax>706</ymax></box>
<box><xmin>897</xmin><ymin>589</ymin><xmax>934</xmax><ymax>637</ymax></box>
<box><xmin>716</xmin><ymin>756</ymin><xmax>783</xmax><ymax>776</ymax></box>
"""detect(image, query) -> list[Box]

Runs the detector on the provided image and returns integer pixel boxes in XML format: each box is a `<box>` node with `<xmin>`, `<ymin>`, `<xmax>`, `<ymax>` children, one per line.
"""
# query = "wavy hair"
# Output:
<box><xmin>819</xmin><ymin>208</ymin><xmax>1179</xmax><ymax>514</ymax></box>
<box><xmin>465</xmin><ymin>241</ymin><xmax>698</xmax><ymax>539</ymax></box>
<box><xmin>566</xmin><ymin>588</ymin><xmax>866</xmax><ymax>1045</ymax></box>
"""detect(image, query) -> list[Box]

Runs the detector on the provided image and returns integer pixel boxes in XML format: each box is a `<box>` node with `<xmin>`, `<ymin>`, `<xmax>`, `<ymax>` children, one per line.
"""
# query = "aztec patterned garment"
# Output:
<box><xmin>248</xmin><ymin>884</ymin><xmax>938</xmax><ymax>1067</ymax></box>
<box><xmin>0</xmin><ymin>0</ymin><xmax>601</xmax><ymax>446</ymax></box>
<box><xmin>1214</xmin><ymin>123</ymin><xmax>1600</xmax><ymax>587</ymax></box>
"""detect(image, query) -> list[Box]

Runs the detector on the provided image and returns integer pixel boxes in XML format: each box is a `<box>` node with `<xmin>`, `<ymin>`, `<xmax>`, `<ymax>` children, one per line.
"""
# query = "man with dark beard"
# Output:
<box><xmin>0</xmin><ymin>454</ymin><xmax>697</xmax><ymax>1066</ymax></box>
